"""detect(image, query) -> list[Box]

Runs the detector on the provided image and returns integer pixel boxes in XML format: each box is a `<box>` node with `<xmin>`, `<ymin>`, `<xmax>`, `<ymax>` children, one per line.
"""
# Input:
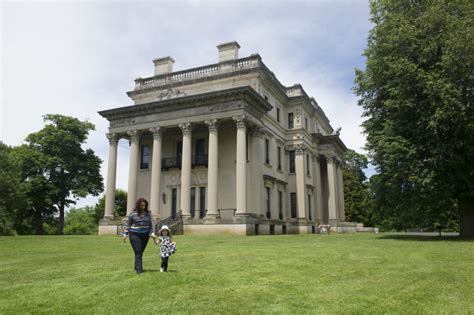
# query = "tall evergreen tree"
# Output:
<box><xmin>355</xmin><ymin>0</ymin><xmax>473</xmax><ymax>236</ymax></box>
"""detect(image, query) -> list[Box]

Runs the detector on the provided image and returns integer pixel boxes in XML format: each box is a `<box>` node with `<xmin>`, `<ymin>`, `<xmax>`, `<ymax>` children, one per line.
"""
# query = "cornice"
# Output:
<box><xmin>98</xmin><ymin>86</ymin><xmax>272</xmax><ymax>121</ymax></box>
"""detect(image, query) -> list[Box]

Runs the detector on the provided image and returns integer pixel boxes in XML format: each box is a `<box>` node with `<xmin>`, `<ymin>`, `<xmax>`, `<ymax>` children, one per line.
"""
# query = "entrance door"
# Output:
<box><xmin>171</xmin><ymin>188</ymin><xmax>177</xmax><ymax>218</ymax></box>
<box><xmin>200</xmin><ymin>187</ymin><xmax>206</xmax><ymax>218</ymax></box>
<box><xmin>191</xmin><ymin>188</ymin><xmax>196</xmax><ymax>218</ymax></box>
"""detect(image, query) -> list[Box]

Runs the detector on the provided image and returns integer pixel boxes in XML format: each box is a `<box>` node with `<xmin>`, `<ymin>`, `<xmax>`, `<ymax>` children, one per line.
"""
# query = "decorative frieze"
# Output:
<box><xmin>208</xmin><ymin>101</ymin><xmax>243</xmax><ymax>113</ymax></box>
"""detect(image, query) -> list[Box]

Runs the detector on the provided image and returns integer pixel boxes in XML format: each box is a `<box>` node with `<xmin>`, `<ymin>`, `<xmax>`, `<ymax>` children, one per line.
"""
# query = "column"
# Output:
<box><xmin>327</xmin><ymin>155</ymin><xmax>338</xmax><ymax>224</ymax></box>
<box><xmin>149</xmin><ymin>127</ymin><xmax>162</xmax><ymax>219</ymax></box>
<box><xmin>126</xmin><ymin>130</ymin><xmax>140</xmax><ymax>214</ymax></box>
<box><xmin>233</xmin><ymin>115</ymin><xmax>247</xmax><ymax>215</ymax></box>
<box><xmin>313</xmin><ymin>155</ymin><xmax>323</xmax><ymax>223</ymax></box>
<box><xmin>250</xmin><ymin>126</ymin><xmax>264</xmax><ymax>215</ymax></box>
<box><xmin>179</xmin><ymin>123</ymin><xmax>192</xmax><ymax>218</ymax></box>
<box><xmin>205</xmin><ymin>119</ymin><xmax>219</xmax><ymax>217</ymax></box>
<box><xmin>295</xmin><ymin>145</ymin><xmax>306</xmax><ymax>220</ymax></box>
<box><xmin>104</xmin><ymin>133</ymin><xmax>119</xmax><ymax>219</ymax></box>
<box><xmin>336</xmin><ymin>160</ymin><xmax>346</xmax><ymax>222</ymax></box>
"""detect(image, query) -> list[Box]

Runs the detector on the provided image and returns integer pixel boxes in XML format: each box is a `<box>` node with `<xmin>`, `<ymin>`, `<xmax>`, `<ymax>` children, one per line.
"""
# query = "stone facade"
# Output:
<box><xmin>98</xmin><ymin>41</ymin><xmax>349</xmax><ymax>235</ymax></box>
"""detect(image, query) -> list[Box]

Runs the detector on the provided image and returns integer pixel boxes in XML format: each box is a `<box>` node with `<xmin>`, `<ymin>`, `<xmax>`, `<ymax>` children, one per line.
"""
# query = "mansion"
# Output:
<box><xmin>98</xmin><ymin>41</ymin><xmax>352</xmax><ymax>235</ymax></box>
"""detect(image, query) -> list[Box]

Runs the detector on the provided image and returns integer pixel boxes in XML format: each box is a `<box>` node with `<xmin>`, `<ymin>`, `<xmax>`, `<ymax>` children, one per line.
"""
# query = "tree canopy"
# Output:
<box><xmin>355</xmin><ymin>0</ymin><xmax>474</xmax><ymax>235</ymax></box>
<box><xmin>0</xmin><ymin>114</ymin><xmax>104</xmax><ymax>235</ymax></box>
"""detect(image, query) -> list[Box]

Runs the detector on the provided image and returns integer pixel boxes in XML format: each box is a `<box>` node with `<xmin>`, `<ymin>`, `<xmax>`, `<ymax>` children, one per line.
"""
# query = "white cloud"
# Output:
<box><xmin>1</xmin><ymin>0</ymin><xmax>373</xmax><ymax>209</ymax></box>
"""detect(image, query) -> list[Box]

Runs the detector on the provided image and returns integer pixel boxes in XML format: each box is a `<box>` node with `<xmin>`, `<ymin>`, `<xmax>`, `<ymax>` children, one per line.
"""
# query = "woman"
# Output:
<box><xmin>123</xmin><ymin>197</ymin><xmax>154</xmax><ymax>274</ymax></box>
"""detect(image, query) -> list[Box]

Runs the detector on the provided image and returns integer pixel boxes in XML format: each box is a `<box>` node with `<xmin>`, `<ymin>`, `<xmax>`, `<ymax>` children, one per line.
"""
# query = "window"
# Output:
<box><xmin>276</xmin><ymin>108</ymin><xmax>280</xmax><ymax>122</ymax></box>
<box><xmin>305</xmin><ymin>118</ymin><xmax>308</xmax><ymax>130</ymax></box>
<box><xmin>289</xmin><ymin>150</ymin><xmax>295</xmax><ymax>173</ymax></box>
<box><xmin>191</xmin><ymin>188</ymin><xmax>196</xmax><ymax>218</ymax></box>
<box><xmin>308</xmin><ymin>194</ymin><xmax>312</xmax><ymax>221</ymax></box>
<box><xmin>277</xmin><ymin>147</ymin><xmax>282</xmax><ymax>170</ymax></box>
<box><xmin>288</xmin><ymin>113</ymin><xmax>294</xmax><ymax>129</ymax></box>
<box><xmin>266</xmin><ymin>187</ymin><xmax>271</xmax><ymax>219</ymax></box>
<box><xmin>200</xmin><ymin>187</ymin><xmax>206</xmax><ymax>218</ymax></box>
<box><xmin>171</xmin><ymin>188</ymin><xmax>177</xmax><ymax>218</ymax></box>
<box><xmin>140</xmin><ymin>145</ymin><xmax>150</xmax><ymax>169</ymax></box>
<box><xmin>290</xmin><ymin>193</ymin><xmax>297</xmax><ymax>218</ymax></box>
<box><xmin>306</xmin><ymin>154</ymin><xmax>310</xmax><ymax>176</ymax></box>
<box><xmin>265</xmin><ymin>139</ymin><xmax>270</xmax><ymax>164</ymax></box>
<box><xmin>278</xmin><ymin>191</ymin><xmax>283</xmax><ymax>220</ymax></box>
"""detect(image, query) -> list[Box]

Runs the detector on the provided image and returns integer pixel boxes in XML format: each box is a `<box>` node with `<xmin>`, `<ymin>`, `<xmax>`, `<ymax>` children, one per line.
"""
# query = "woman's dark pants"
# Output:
<box><xmin>129</xmin><ymin>232</ymin><xmax>149</xmax><ymax>273</ymax></box>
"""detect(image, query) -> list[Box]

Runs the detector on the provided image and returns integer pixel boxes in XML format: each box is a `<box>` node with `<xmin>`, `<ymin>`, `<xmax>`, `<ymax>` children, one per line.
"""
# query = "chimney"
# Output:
<box><xmin>153</xmin><ymin>56</ymin><xmax>175</xmax><ymax>75</ymax></box>
<box><xmin>217</xmin><ymin>41</ymin><xmax>240</xmax><ymax>63</ymax></box>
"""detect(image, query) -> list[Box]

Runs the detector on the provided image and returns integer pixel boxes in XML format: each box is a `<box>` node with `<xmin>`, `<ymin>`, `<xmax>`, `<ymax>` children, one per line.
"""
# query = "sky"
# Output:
<box><xmin>1</xmin><ymin>0</ymin><xmax>373</xmax><ymax>208</ymax></box>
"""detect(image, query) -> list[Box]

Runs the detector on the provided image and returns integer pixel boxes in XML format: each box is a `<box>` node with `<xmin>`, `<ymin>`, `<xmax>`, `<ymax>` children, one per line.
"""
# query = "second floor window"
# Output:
<box><xmin>277</xmin><ymin>146</ymin><xmax>281</xmax><ymax>170</ymax></box>
<box><xmin>288</xmin><ymin>113</ymin><xmax>294</xmax><ymax>129</ymax></box>
<box><xmin>140</xmin><ymin>145</ymin><xmax>150</xmax><ymax>169</ymax></box>
<box><xmin>289</xmin><ymin>150</ymin><xmax>295</xmax><ymax>173</ymax></box>
<box><xmin>265</xmin><ymin>139</ymin><xmax>270</xmax><ymax>164</ymax></box>
<box><xmin>277</xmin><ymin>108</ymin><xmax>280</xmax><ymax>122</ymax></box>
<box><xmin>306</xmin><ymin>154</ymin><xmax>310</xmax><ymax>176</ymax></box>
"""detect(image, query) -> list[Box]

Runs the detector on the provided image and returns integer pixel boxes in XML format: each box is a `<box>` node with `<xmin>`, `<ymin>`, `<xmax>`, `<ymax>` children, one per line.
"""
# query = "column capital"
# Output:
<box><xmin>205</xmin><ymin>119</ymin><xmax>219</xmax><ymax>132</ymax></box>
<box><xmin>233</xmin><ymin>115</ymin><xmax>247</xmax><ymax>129</ymax></box>
<box><xmin>179</xmin><ymin>122</ymin><xmax>192</xmax><ymax>135</ymax></box>
<box><xmin>127</xmin><ymin>130</ymin><xmax>139</xmax><ymax>142</ymax></box>
<box><xmin>149</xmin><ymin>127</ymin><xmax>162</xmax><ymax>138</ymax></box>
<box><xmin>250</xmin><ymin>125</ymin><xmax>265</xmax><ymax>138</ymax></box>
<box><xmin>295</xmin><ymin>144</ymin><xmax>306</xmax><ymax>155</ymax></box>
<box><xmin>106</xmin><ymin>133</ymin><xmax>119</xmax><ymax>145</ymax></box>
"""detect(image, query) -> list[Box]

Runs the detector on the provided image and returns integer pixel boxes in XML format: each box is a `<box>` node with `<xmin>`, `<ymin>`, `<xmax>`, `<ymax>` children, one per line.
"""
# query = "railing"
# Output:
<box><xmin>162</xmin><ymin>156</ymin><xmax>181</xmax><ymax>170</ymax></box>
<box><xmin>162</xmin><ymin>155</ymin><xmax>208</xmax><ymax>170</ymax></box>
<box><xmin>155</xmin><ymin>211</ymin><xmax>183</xmax><ymax>234</ymax></box>
<box><xmin>192</xmin><ymin>154</ymin><xmax>208</xmax><ymax>167</ymax></box>
<box><xmin>136</xmin><ymin>55</ymin><xmax>261</xmax><ymax>89</ymax></box>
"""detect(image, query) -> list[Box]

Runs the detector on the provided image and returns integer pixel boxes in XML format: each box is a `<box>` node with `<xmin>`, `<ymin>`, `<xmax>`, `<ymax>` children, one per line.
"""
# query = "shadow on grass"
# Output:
<box><xmin>377</xmin><ymin>233</ymin><xmax>473</xmax><ymax>242</ymax></box>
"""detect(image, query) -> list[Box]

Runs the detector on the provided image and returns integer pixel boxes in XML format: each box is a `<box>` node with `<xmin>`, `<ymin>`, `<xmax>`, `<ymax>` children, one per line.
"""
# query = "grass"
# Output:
<box><xmin>0</xmin><ymin>233</ymin><xmax>473</xmax><ymax>314</ymax></box>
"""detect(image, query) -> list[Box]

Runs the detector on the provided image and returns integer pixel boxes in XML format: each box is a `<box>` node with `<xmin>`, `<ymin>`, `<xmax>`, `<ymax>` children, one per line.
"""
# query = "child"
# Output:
<box><xmin>152</xmin><ymin>225</ymin><xmax>176</xmax><ymax>272</ymax></box>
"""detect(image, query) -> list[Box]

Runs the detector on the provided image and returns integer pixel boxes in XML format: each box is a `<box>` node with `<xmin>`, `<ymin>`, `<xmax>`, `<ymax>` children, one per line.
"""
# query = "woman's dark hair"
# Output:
<box><xmin>134</xmin><ymin>197</ymin><xmax>149</xmax><ymax>214</ymax></box>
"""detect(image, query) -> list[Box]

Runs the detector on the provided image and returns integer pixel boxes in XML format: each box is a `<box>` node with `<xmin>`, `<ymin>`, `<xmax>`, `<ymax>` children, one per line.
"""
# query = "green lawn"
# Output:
<box><xmin>1</xmin><ymin>234</ymin><xmax>473</xmax><ymax>314</ymax></box>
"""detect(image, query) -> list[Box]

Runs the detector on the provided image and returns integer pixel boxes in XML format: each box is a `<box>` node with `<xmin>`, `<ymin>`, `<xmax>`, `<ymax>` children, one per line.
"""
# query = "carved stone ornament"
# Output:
<box><xmin>250</xmin><ymin>125</ymin><xmax>265</xmax><ymax>138</ymax></box>
<box><xmin>233</xmin><ymin>115</ymin><xmax>247</xmax><ymax>129</ymax></box>
<box><xmin>106</xmin><ymin>133</ymin><xmax>119</xmax><ymax>145</ymax></box>
<box><xmin>179</xmin><ymin>122</ymin><xmax>192</xmax><ymax>135</ymax></box>
<box><xmin>127</xmin><ymin>130</ymin><xmax>139</xmax><ymax>142</ymax></box>
<box><xmin>205</xmin><ymin>119</ymin><xmax>219</xmax><ymax>132</ymax></box>
<box><xmin>158</xmin><ymin>88</ymin><xmax>186</xmax><ymax>100</ymax></box>
<box><xmin>149</xmin><ymin>127</ymin><xmax>162</xmax><ymax>138</ymax></box>
<box><xmin>295</xmin><ymin>108</ymin><xmax>302</xmax><ymax>124</ymax></box>
<box><xmin>295</xmin><ymin>144</ymin><xmax>305</xmax><ymax>155</ymax></box>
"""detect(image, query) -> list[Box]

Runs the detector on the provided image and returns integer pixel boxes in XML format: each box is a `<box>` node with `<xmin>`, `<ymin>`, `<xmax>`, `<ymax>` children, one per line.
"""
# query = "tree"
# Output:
<box><xmin>354</xmin><ymin>0</ymin><xmax>473</xmax><ymax>235</ymax></box>
<box><xmin>64</xmin><ymin>206</ymin><xmax>97</xmax><ymax>235</ymax></box>
<box><xmin>93</xmin><ymin>189</ymin><xmax>128</xmax><ymax>223</ymax></box>
<box><xmin>342</xmin><ymin>149</ymin><xmax>377</xmax><ymax>227</ymax></box>
<box><xmin>0</xmin><ymin>142</ymin><xmax>26</xmax><ymax>235</ymax></box>
<box><xmin>25</xmin><ymin>114</ymin><xmax>104</xmax><ymax>234</ymax></box>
